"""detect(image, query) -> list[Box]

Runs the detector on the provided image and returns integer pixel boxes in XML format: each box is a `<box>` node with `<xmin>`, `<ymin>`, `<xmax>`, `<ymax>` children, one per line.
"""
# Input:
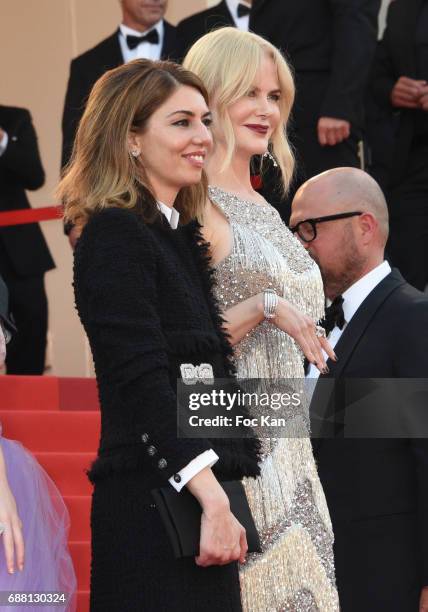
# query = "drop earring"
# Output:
<box><xmin>263</xmin><ymin>149</ymin><xmax>278</xmax><ymax>167</ymax></box>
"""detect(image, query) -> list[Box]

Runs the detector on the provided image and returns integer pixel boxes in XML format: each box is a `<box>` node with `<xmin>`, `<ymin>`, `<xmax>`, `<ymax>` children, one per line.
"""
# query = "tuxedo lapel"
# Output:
<box><xmin>310</xmin><ymin>269</ymin><xmax>406</xmax><ymax>448</ymax></box>
<box><xmin>251</xmin><ymin>0</ymin><xmax>269</xmax><ymax>17</ymax></box>
<box><xmin>325</xmin><ymin>269</ymin><xmax>406</xmax><ymax>379</ymax></box>
<box><xmin>100</xmin><ymin>30</ymin><xmax>124</xmax><ymax>69</ymax></box>
<box><xmin>208</xmin><ymin>1</ymin><xmax>235</xmax><ymax>27</ymax></box>
<box><xmin>161</xmin><ymin>21</ymin><xmax>177</xmax><ymax>60</ymax></box>
<box><xmin>0</xmin><ymin>106</ymin><xmax>19</xmax><ymax>132</ymax></box>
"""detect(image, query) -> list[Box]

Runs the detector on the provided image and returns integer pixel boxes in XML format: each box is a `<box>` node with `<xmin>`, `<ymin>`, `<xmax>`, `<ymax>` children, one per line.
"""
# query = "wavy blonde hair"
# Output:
<box><xmin>184</xmin><ymin>27</ymin><xmax>295</xmax><ymax>196</ymax></box>
<box><xmin>57</xmin><ymin>59</ymin><xmax>209</xmax><ymax>229</ymax></box>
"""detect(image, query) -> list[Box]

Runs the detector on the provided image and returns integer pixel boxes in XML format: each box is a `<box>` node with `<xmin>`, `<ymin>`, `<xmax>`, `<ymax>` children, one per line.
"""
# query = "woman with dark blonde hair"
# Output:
<box><xmin>58</xmin><ymin>59</ymin><xmax>260</xmax><ymax>611</ymax></box>
<box><xmin>185</xmin><ymin>28</ymin><xmax>340</xmax><ymax>610</ymax></box>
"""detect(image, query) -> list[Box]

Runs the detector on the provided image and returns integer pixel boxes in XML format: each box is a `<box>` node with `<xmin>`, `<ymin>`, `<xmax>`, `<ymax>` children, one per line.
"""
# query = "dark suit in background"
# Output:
<box><xmin>61</xmin><ymin>22</ymin><xmax>177</xmax><ymax>169</ymax></box>
<box><xmin>312</xmin><ymin>269</ymin><xmax>428</xmax><ymax>611</ymax></box>
<box><xmin>176</xmin><ymin>1</ymin><xmax>234</xmax><ymax>59</ymax></box>
<box><xmin>0</xmin><ymin>106</ymin><xmax>54</xmax><ymax>374</ymax></box>
<box><xmin>252</xmin><ymin>0</ymin><xmax>380</xmax><ymax>193</ymax></box>
<box><xmin>370</xmin><ymin>0</ymin><xmax>428</xmax><ymax>290</ymax></box>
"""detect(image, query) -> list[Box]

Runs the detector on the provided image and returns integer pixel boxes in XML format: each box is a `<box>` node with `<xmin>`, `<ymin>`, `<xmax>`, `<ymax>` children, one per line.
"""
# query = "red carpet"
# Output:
<box><xmin>0</xmin><ymin>376</ymin><xmax>100</xmax><ymax>612</ymax></box>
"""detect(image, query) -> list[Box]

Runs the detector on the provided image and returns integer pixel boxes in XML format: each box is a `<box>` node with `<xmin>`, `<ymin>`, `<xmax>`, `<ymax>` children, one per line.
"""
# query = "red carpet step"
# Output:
<box><xmin>77</xmin><ymin>591</ymin><xmax>90</xmax><ymax>612</ymax></box>
<box><xmin>66</xmin><ymin>496</ymin><xmax>91</xmax><ymax>542</ymax></box>
<box><xmin>69</xmin><ymin>542</ymin><xmax>91</xmax><ymax>591</ymax></box>
<box><xmin>34</xmin><ymin>452</ymin><xmax>94</xmax><ymax>496</ymax></box>
<box><xmin>0</xmin><ymin>410</ymin><xmax>100</xmax><ymax>452</ymax></box>
<box><xmin>0</xmin><ymin>376</ymin><xmax>99</xmax><ymax>412</ymax></box>
<box><xmin>0</xmin><ymin>376</ymin><xmax>100</xmax><ymax>612</ymax></box>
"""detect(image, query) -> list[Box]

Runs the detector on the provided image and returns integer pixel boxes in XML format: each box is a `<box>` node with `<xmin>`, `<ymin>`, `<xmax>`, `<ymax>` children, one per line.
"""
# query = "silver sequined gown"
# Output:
<box><xmin>209</xmin><ymin>187</ymin><xmax>339</xmax><ymax>612</ymax></box>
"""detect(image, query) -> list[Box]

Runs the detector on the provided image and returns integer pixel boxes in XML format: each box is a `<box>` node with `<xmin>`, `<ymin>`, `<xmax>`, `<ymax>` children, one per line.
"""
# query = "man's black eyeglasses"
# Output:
<box><xmin>290</xmin><ymin>211</ymin><xmax>363</xmax><ymax>243</ymax></box>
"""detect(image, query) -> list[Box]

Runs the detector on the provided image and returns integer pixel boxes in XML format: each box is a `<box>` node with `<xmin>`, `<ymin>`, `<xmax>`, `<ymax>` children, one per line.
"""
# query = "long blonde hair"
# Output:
<box><xmin>57</xmin><ymin>59</ymin><xmax>210</xmax><ymax>229</ymax></box>
<box><xmin>184</xmin><ymin>27</ymin><xmax>295</xmax><ymax>195</ymax></box>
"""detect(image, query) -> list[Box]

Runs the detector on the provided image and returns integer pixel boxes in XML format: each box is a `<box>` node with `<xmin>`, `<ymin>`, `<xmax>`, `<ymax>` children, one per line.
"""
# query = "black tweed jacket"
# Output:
<box><xmin>73</xmin><ymin>206</ymin><xmax>260</xmax><ymax>490</ymax></box>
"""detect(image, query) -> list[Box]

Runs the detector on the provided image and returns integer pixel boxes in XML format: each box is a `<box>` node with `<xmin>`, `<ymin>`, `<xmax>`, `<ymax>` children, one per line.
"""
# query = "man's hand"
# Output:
<box><xmin>418</xmin><ymin>85</ymin><xmax>428</xmax><ymax>112</ymax></box>
<box><xmin>317</xmin><ymin>117</ymin><xmax>351</xmax><ymax>147</ymax></box>
<box><xmin>391</xmin><ymin>76</ymin><xmax>427</xmax><ymax>109</ymax></box>
<box><xmin>419</xmin><ymin>586</ymin><xmax>428</xmax><ymax>611</ymax></box>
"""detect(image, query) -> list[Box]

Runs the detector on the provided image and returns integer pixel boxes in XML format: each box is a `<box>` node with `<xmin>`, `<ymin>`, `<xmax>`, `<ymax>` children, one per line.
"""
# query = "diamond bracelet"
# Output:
<box><xmin>263</xmin><ymin>289</ymin><xmax>278</xmax><ymax>319</ymax></box>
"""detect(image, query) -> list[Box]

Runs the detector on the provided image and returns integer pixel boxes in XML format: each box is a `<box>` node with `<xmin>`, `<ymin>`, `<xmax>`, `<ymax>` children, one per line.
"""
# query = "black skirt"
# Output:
<box><xmin>90</xmin><ymin>471</ymin><xmax>243</xmax><ymax>612</ymax></box>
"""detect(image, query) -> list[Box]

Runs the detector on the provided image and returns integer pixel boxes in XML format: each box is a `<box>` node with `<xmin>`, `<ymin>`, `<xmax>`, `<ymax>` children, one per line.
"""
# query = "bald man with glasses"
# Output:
<box><xmin>290</xmin><ymin>167</ymin><xmax>428</xmax><ymax>612</ymax></box>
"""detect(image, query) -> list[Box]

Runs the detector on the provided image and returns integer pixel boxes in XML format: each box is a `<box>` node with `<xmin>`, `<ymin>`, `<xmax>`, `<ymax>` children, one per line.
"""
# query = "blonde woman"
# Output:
<box><xmin>185</xmin><ymin>28</ymin><xmax>340</xmax><ymax>611</ymax></box>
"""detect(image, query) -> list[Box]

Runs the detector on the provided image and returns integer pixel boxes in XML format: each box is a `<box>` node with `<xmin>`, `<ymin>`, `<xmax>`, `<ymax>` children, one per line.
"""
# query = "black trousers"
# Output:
<box><xmin>386</xmin><ymin>145</ymin><xmax>428</xmax><ymax>291</ymax></box>
<box><xmin>0</xmin><ymin>241</ymin><xmax>48</xmax><ymax>375</ymax></box>
<box><xmin>387</xmin><ymin>211</ymin><xmax>428</xmax><ymax>291</ymax></box>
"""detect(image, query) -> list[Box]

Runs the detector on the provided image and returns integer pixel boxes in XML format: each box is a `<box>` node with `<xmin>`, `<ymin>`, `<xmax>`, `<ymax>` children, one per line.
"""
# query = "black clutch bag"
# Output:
<box><xmin>151</xmin><ymin>480</ymin><xmax>261</xmax><ymax>558</ymax></box>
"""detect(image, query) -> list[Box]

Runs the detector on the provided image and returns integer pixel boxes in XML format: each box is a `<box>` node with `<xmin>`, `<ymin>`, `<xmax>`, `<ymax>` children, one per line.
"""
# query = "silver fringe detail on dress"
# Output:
<box><xmin>209</xmin><ymin>187</ymin><xmax>339</xmax><ymax>612</ymax></box>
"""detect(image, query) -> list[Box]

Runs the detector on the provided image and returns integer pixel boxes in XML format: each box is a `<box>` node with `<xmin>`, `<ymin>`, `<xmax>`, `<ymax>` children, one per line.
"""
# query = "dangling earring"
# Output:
<box><xmin>263</xmin><ymin>148</ymin><xmax>278</xmax><ymax>167</ymax></box>
<box><xmin>131</xmin><ymin>149</ymin><xmax>140</xmax><ymax>158</ymax></box>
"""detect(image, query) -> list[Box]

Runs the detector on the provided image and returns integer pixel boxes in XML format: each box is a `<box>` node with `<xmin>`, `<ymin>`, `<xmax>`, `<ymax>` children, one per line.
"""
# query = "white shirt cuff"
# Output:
<box><xmin>168</xmin><ymin>449</ymin><xmax>219</xmax><ymax>492</ymax></box>
<box><xmin>0</xmin><ymin>131</ymin><xmax>9</xmax><ymax>156</ymax></box>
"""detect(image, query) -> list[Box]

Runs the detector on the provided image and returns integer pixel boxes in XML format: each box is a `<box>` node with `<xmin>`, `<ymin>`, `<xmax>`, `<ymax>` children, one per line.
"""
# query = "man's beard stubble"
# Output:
<box><xmin>313</xmin><ymin>225</ymin><xmax>367</xmax><ymax>300</ymax></box>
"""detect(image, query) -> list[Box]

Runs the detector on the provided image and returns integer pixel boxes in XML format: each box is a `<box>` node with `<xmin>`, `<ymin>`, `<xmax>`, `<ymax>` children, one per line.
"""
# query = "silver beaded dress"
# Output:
<box><xmin>209</xmin><ymin>186</ymin><xmax>339</xmax><ymax>612</ymax></box>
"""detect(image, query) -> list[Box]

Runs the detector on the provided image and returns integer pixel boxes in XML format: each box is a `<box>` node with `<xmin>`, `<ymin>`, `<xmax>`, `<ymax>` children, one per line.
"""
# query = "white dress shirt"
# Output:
<box><xmin>307</xmin><ymin>261</ymin><xmax>392</xmax><ymax>379</ymax></box>
<box><xmin>119</xmin><ymin>21</ymin><xmax>164</xmax><ymax>63</ymax></box>
<box><xmin>157</xmin><ymin>201</ymin><xmax>180</xmax><ymax>229</ymax></box>
<box><xmin>157</xmin><ymin>201</ymin><xmax>220</xmax><ymax>491</ymax></box>
<box><xmin>0</xmin><ymin>130</ymin><xmax>8</xmax><ymax>157</ymax></box>
<box><xmin>226</xmin><ymin>0</ymin><xmax>251</xmax><ymax>31</ymax></box>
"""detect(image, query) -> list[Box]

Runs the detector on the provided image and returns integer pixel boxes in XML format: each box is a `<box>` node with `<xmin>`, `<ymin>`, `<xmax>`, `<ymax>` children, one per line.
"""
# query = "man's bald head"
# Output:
<box><xmin>294</xmin><ymin>167</ymin><xmax>389</xmax><ymax>245</ymax></box>
<box><xmin>290</xmin><ymin>168</ymin><xmax>389</xmax><ymax>299</ymax></box>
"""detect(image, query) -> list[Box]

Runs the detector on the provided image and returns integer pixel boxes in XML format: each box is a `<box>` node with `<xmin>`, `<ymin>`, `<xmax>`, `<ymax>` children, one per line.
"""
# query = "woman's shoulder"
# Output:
<box><xmin>80</xmin><ymin>207</ymin><xmax>155</xmax><ymax>245</ymax></box>
<box><xmin>85</xmin><ymin>206</ymin><xmax>143</xmax><ymax>231</ymax></box>
<box><xmin>75</xmin><ymin>207</ymin><xmax>158</xmax><ymax>270</ymax></box>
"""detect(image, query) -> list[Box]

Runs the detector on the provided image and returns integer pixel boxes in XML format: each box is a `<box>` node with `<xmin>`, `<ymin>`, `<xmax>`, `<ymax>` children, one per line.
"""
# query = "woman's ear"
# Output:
<box><xmin>128</xmin><ymin>133</ymin><xmax>141</xmax><ymax>158</ymax></box>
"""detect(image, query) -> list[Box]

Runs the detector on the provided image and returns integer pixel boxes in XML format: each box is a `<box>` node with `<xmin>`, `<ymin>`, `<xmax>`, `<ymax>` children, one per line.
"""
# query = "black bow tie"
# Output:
<box><xmin>237</xmin><ymin>3</ymin><xmax>251</xmax><ymax>17</ymax></box>
<box><xmin>126</xmin><ymin>29</ymin><xmax>159</xmax><ymax>50</ymax></box>
<box><xmin>321</xmin><ymin>295</ymin><xmax>346</xmax><ymax>335</ymax></box>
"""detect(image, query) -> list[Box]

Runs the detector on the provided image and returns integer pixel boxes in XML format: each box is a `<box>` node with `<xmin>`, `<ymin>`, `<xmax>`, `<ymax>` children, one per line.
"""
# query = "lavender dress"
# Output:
<box><xmin>0</xmin><ymin>424</ymin><xmax>77</xmax><ymax>611</ymax></box>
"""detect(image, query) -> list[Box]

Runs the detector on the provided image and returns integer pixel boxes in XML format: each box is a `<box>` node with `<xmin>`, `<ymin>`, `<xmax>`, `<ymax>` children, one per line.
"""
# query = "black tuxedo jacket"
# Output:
<box><xmin>0</xmin><ymin>106</ymin><xmax>54</xmax><ymax>277</ymax></box>
<box><xmin>311</xmin><ymin>269</ymin><xmax>428</xmax><ymax>611</ymax></box>
<box><xmin>61</xmin><ymin>22</ymin><xmax>178</xmax><ymax>168</ymax></box>
<box><xmin>370</xmin><ymin>0</ymin><xmax>427</xmax><ymax>187</ymax></box>
<box><xmin>176</xmin><ymin>1</ymin><xmax>235</xmax><ymax>60</ymax></box>
<box><xmin>178</xmin><ymin>0</ymin><xmax>379</xmax><ymax>126</ymax></box>
<box><xmin>251</xmin><ymin>0</ymin><xmax>380</xmax><ymax>131</ymax></box>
